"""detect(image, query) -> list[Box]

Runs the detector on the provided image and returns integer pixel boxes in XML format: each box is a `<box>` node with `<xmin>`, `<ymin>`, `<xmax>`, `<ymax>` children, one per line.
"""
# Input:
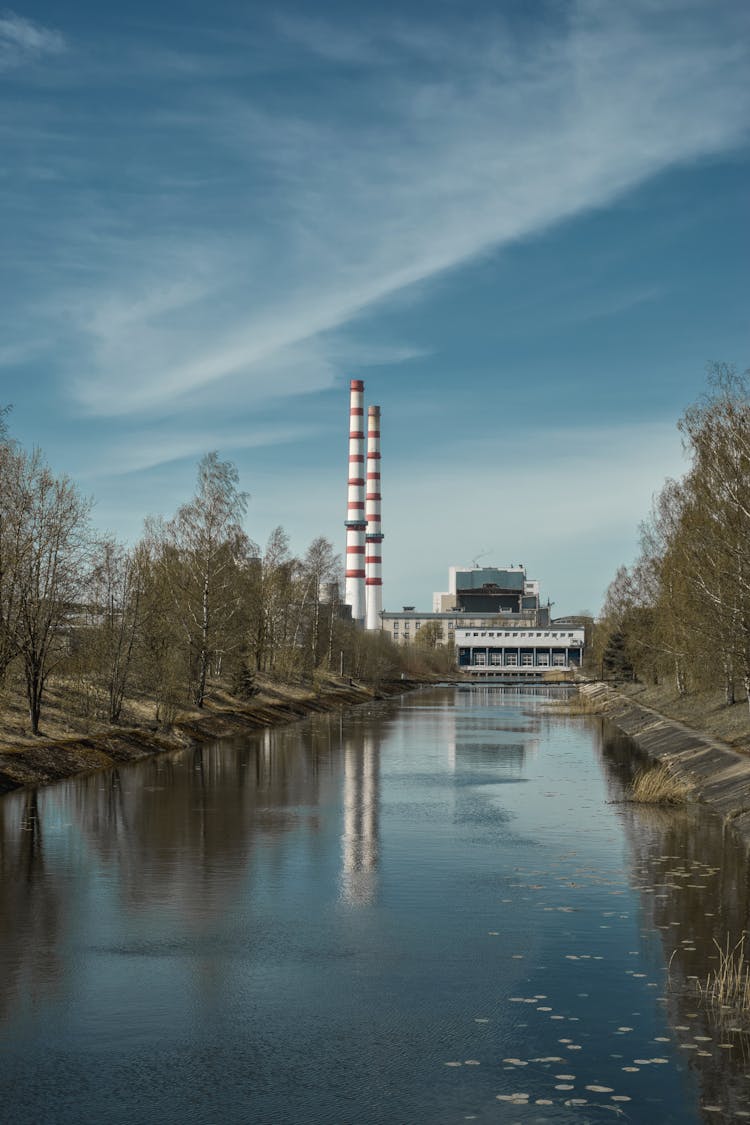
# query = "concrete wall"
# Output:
<box><xmin>579</xmin><ymin>682</ymin><xmax>750</xmax><ymax>844</ymax></box>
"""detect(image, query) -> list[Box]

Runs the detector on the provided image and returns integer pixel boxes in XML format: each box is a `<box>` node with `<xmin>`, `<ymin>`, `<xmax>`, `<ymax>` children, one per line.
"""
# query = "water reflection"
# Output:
<box><xmin>341</xmin><ymin>727</ymin><xmax>380</xmax><ymax>906</ymax></box>
<box><xmin>2</xmin><ymin>687</ymin><xmax>750</xmax><ymax>1125</ymax></box>
<box><xmin>0</xmin><ymin>790</ymin><xmax>65</xmax><ymax>1025</ymax></box>
<box><xmin>600</xmin><ymin>720</ymin><xmax>750</xmax><ymax>1124</ymax></box>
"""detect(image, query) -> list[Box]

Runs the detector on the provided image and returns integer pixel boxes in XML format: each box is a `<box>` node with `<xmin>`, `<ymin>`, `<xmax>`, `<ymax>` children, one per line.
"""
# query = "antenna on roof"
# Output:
<box><xmin>471</xmin><ymin>548</ymin><xmax>490</xmax><ymax>568</ymax></box>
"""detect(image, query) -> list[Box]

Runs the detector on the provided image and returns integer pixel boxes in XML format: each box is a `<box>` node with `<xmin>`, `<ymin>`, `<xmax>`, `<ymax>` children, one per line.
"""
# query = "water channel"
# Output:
<box><xmin>1</xmin><ymin>685</ymin><xmax>750</xmax><ymax>1124</ymax></box>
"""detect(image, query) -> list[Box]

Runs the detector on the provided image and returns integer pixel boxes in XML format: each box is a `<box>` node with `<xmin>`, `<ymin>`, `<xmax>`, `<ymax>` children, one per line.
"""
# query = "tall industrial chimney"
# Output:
<box><xmin>365</xmin><ymin>404</ymin><xmax>383</xmax><ymax>630</ymax></box>
<box><xmin>344</xmin><ymin>379</ymin><xmax>366</xmax><ymax>626</ymax></box>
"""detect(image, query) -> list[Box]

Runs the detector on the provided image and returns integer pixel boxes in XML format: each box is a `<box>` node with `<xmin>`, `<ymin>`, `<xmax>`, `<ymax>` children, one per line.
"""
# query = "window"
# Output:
<box><xmin>490</xmin><ymin>652</ymin><xmax>502</xmax><ymax>665</ymax></box>
<box><xmin>505</xmin><ymin>653</ymin><xmax>518</xmax><ymax>666</ymax></box>
<box><xmin>522</xmin><ymin>653</ymin><xmax>533</xmax><ymax>665</ymax></box>
<box><xmin>475</xmin><ymin>652</ymin><xmax>487</xmax><ymax>665</ymax></box>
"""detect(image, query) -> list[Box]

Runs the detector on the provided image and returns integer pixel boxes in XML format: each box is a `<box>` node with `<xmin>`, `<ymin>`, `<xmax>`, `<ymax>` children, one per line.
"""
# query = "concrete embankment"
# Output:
<box><xmin>0</xmin><ymin>679</ymin><xmax>416</xmax><ymax>795</ymax></box>
<box><xmin>580</xmin><ymin>681</ymin><xmax>750</xmax><ymax>841</ymax></box>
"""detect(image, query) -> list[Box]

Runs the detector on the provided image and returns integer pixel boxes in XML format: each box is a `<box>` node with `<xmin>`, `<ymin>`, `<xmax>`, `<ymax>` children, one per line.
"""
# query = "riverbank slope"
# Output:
<box><xmin>579</xmin><ymin>681</ymin><xmax>750</xmax><ymax>840</ymax></box>
<box><xmin>0</xmin><ymin>673</ymin><xmax>416</xmax><ymax>794</ymax></box>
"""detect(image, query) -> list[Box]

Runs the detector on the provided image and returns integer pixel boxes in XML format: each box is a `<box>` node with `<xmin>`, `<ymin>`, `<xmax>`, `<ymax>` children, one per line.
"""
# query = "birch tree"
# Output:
<box><xmin>161</xmin><ymin>453</ymin><xmax>250</xmax><ymax>708</ymax></box>
<box><xmin>7</xmin><ymin>449</ymin><xmax>91</xmax><ymax>733</ymax></box>
<box><xmin>678</xmin><ymin>365</ymin><xmax>750</xmax><ymax>709</ymax></box>
<box><xmin>0</xmin><ymin>439</ymin><xmax>26</xmax><ymax>683</ymax></box>
<box><xmin>87</xmin><ymin>537</ymin><xmax>145</xmax><ymax>722</ymax></box>
<box><xmin>245</xmin><ymin>526</ymin><xmax>294</xmax><ymax>672</ymax></box>
<box><xmin>291</xmin><ymin>537</ymin><xmax>339</xmax><ymax>671</ymax></box>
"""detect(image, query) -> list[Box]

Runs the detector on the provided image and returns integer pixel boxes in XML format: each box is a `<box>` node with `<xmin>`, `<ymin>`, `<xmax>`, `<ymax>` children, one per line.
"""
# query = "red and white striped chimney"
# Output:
<box><xmin>365</xmin><ymin>404</ymin><xmax>383</xmax><ymax>630</ymax></box>
<box><xmin>345</xmin><ymin>379</ymin><xmax>366</xmax><ymax>625</ymax></box>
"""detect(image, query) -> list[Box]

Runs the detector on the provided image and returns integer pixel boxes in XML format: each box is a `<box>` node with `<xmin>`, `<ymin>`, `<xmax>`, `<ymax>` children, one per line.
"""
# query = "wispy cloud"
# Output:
<box><xmin>76</xmin><ymin>422</ymin><xmax>320</xmax><ymax>478</ymax></box>
<box><xmin>0</xmin><ymin>11</ymin><xmax>65</xmax><ymax>70</ymax></box>
<box><xmin>215</xmin><ymin>415</ymin><xmax>688</xmax><ymax>614</ymax></box>
<box><xmin>4</xmin><ymin>1</ymin><xmax>749</xmax><ymax>421</ymax></box>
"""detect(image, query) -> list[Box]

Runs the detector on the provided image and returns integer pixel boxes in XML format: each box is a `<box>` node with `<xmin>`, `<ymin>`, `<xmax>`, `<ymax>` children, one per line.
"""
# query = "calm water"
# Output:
<box><xmin>1</xmin><ymin>685</ymin><xmax>750</xmax><ymax>1124</ymax></box>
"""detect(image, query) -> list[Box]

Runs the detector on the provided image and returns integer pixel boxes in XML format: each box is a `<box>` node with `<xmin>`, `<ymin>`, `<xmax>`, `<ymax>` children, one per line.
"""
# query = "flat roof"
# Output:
<box><xmin>382</xmin><ymin>610</ymin><xmax>541</xmax><ymax>620</ymax></box>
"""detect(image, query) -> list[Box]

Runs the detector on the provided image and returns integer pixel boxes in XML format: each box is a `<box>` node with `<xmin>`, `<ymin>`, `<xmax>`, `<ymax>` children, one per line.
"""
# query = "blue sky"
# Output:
<box><xmin>1</xmin><ymin>0</ymin><xmax>748</xmax><ymax>615</ymax></box>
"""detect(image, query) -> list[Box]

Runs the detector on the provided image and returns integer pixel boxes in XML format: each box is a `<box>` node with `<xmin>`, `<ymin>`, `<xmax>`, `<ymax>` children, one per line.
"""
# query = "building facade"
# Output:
<box><xmin>381</xmin><ymin>564</ymin><xmax>549</xmax><ymax>646</ymax></box>
<box><xmin>379</xmin><ymin>563</ymin><xmax>583</xmax><ymax>673</ymax></box>
<box><xmin>381</xmin><ymin>609</ymin><xmax>547</xmax><ymax>646</ymax></box>
<box><xmin>456</xmin><ymin>626</ymin><xmax>584</xmax><ymax>675</ymax></box>
<box><xmin>433</xmin><ymin>566</ymin><xmax>541</xmax><ymax>614</ymax></box>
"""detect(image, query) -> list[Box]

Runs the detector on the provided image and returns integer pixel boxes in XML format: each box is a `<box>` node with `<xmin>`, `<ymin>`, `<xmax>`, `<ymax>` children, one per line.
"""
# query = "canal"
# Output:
<box><xmin>1</xmin><ymin>685</ymin><xmax>749</xmax><ymax>1123</ymax></box>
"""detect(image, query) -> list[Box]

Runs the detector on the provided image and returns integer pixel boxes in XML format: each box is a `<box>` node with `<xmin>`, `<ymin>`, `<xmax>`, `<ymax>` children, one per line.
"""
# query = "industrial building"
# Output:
<box><xmin>338</xmin><ymin>386</ymin><xmax>584</xmax><ymax>676</ymax></box>
<box><xmin>433</xmin><ymin>565</ymin><xmax>541</xmax><ymax>614</ymax></box>
<box><xmin>381</xmin><ymin>565</ymin><xmax>550</xmax><ymax>646</ymax></box>
<box><xmin>455</xmin><ymin>626</ymin><xmax>584</xmax><ymax>676</ymax></box>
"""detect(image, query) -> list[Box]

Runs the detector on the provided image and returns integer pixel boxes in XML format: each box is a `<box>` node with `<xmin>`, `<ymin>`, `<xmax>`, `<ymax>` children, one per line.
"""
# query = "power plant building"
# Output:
<box><xmin>338</xmin><ymin>383</ymin><xmax>583</xmax><ymax>673</ymax></box>
<box><xmin>380</xmin><ymin>563</ymin><xmax>583</xmax><ymax>672</ymax></box>
<box><xmin>433</xmin><ymin>566</ymin><xmax>540</xmax><ymax>614</ymax></box>
<box><xmin>455</xmin><ymin>626</ymin><xmax>584</xmax><ymax>675</ymax></box>
<box><xmin>382</xmin><ymin>564</ymin><xmax>550</xmax><ymax>646</ymax></box>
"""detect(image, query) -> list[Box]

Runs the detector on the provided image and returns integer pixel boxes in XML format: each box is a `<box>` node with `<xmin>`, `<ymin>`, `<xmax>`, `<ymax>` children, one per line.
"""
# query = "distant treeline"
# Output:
<box><xmin>0</xmin><ymin>418</ymin><xmax>450</xmax><ymax>735</ymax></box>
<box><xmin>589</xmin><ymin>364</ymin><xmax>750</xmax><ymax>711</ymax></box>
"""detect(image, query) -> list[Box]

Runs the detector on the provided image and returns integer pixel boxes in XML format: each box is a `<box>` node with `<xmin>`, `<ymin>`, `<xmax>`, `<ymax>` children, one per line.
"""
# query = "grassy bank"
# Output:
<box><xmin>612</xmin><ymin>681</ymin><xmax>750</xmax><ymax>756</ymax></box>
<box><xmin>0</xmin><ymin>671</ymin><xmax>416</xmax><ymax>793</ymax></box>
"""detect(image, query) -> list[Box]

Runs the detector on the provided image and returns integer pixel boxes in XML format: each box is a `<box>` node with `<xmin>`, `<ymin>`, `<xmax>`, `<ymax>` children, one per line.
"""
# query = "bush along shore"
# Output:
<box><xmin>0</xmin><ymin>672</ymin><xmax>418</xmax><ymax>794</ymax></box>
<box><xmin>578</xmin><ymin>680</ymin><xmax>750</xmax><ymax>842</ymax></box>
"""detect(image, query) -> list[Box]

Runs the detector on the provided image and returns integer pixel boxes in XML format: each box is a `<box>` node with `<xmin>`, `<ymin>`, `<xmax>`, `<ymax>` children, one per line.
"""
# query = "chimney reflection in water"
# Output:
<box><xmin>340</xmin><ymin>726</ymin><xmax>380</xmax><ymax>906</ymax></box>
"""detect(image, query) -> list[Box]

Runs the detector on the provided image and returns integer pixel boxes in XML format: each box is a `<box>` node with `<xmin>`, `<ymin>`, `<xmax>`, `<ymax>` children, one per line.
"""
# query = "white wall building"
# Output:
<box><xmin>456</xmin><ymin>627</ymin><xmax>584</xmax><ymax>675</ymax></box>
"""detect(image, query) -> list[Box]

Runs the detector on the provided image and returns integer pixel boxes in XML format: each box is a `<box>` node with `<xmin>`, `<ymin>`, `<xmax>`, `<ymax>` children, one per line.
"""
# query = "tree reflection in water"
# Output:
<box><xmin>0</xmin><ymin>789</ymin><xmax>65</xmax><ymax>1024</ymax></box>
<box><xmin>601</xmin><ymin>720</ymin><xmax>750</xmax><ymax>1122</ymax></box>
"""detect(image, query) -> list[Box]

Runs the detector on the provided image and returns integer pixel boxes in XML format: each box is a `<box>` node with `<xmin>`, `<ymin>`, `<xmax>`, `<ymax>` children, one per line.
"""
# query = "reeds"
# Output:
<box><xmin>627</xmin><ymin>763</ymin><xmax>692</xmax><ymax>805</ymax></box>
<box><xmin>698</xmin><ymin>935</ymin><xmax>750</xmax><ymax>1013</ymax></box>
<box><xmin>546</xmin><ymin>693</ymin><xmax>604</xmax><ymax>714</ymax></box>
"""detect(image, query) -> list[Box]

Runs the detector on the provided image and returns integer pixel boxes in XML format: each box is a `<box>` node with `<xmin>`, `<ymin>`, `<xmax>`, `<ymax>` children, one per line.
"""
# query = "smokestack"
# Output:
<box><xmin>365</xmin><ymin>404</ymin><xmax>383</xmax><ymax>630</ymax></box>
<box><xmin>344</xmin><ymin>379</ymin><xmax>366</xmax><ymax>626</ymax></box>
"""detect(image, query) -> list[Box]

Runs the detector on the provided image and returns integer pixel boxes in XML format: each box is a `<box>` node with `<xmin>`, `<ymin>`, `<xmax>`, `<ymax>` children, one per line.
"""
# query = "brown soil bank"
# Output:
<box><xmin>579</xmin><ymin>681</ymin><xmax>750</xmax><ymax>840</ymax></box>
<box><xmin>0</xmin><ymin>675</ymin><xmax>415</xmax><ymax>795</ymax></box>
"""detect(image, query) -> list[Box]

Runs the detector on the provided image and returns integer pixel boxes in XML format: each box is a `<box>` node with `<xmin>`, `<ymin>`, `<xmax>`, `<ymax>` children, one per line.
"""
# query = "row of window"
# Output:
<box><xmin>464</xmin><ymin>631</ymin><xmax>577</xmax><ymax>639</ymax></box>
<box><xmin>389</xmin><ymin>619</ymin><xmax>515</xmax><ymax>630</ymax></box>
<box><xmin>392</xmin><ymin>622</ymin><xmax>456</xmax><ymax>631</ymax></box>
<box><xmin>472</xmin><ymin>653</ymin><xmax>568</xmax><ymax>666</ymax></box>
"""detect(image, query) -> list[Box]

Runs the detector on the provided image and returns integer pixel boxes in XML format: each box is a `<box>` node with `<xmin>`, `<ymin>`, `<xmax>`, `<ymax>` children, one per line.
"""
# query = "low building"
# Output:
<box><xmin>381</xmin><ymin>609</ymin><xmax>546</xmax><ymax>646</ymax></box>
<box><xmin>456</xmin><ymin>626</ymin><xmax>584</xmax><ymax>675</ymax></box>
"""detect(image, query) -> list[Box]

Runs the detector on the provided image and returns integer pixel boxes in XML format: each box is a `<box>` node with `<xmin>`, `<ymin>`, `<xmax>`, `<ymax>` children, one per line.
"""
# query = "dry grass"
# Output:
<box><xmin>698</xmin><ymin>935</ymin><xmax>750</xmax><ymax>1014</ymax></box>
<box><xmin>0</xmin><ymin>669</ymin><xmax>362</xmax><ymax>753</ymax></box>
<box><xmin>618</xmin><ymin>682</ymin><xmax>750</xmax><ymax>754</ymax></box>
<box><xmin>628</xmin><ymin>763</ymin><xmax>693</xmax><ymax>805</ymax></box>
<box><xmin>545</xmin><ymin>692</ymin><xmax>605</xmax><ymax>715</ymax></box>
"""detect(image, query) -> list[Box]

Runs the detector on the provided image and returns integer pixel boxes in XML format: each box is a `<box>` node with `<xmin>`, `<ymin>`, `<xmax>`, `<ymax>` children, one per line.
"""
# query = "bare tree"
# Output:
<box><xmin>87</xmin><ymin>537</ymin><xmax>145</xmax><ymax>723</ymax></box>
<box><xmin>160</xmin><ymin>453</ymin><xmax>250</xmax><ymax>707</ymax></box>
<box><xmin>596</xmin><ymin>363</ymin><xmax>750</xmax><ymax>709</ymax></box>
<box><xmin>290</xmin><ymin>536</ymin><xmax>340</xmax><ymax>671</ymax></box>
<box><xmin>246</xmin><ymin>526</ymin><xmax>294</xmax><ymax>672</ymax></box>
<box><xmin>7</xmin><ymin>448</ymin><xmax>91</xmax><ymax>733</ymax></box>
<box><xmin>678</xmin><ymin>364</ymin><xmax>750</xmax><ymax>709</ymax></box>
<box><xmin>0</xmin><ymin>439</ymin><xmax>26</xmax><ymax>683</ymax></box>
